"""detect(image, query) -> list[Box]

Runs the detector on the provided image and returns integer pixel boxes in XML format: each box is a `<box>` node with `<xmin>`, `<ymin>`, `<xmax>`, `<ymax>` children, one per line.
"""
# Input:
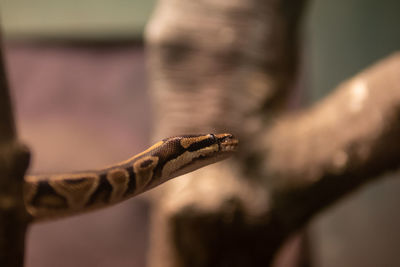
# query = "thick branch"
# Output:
<box><xmin>0</xmin><ymin>31</ymin><xmax>31</xmax><ymax>266</ymax></box>
<box><xmin>145</xmin><ymin>0</ymin><xmax>307</xmax><ymax>266</ymax></box>
<box><xmin>147</xmin><ymin>53</ymin><xmax>400</xmax><ymax>267</ymax></box>
<box><xmin>262</xmin><ymin>53</ymin><xmax>400</xmax><ymax>239</ymax></box>
<box><xmin>146</xmin><ymin>0</ymin><xmax>306</xmax><ymax>141</ymax></box>
<box><xmin>0</xmin><ymin>35</ymin><xmax>16</xmax><ymax>141</ymax></box>
<box><xmin>146</xmin><ymin>0</ymin><xmax>400</xmax><ymax>265</ymax></box>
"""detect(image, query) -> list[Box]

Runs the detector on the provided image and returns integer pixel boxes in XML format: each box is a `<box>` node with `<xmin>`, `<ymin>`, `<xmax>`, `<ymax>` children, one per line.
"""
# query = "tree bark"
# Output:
<box><xmin>0</xmin><ymin>29</ymin><xmax>31</xmax><ymax>266</ymax></box>
<box><xmin>145</xmin><ymin>0</ymin><xmax>400</xmax><ymax>266</ymax></box>
<box><xmin>146</xmin><ymin>0</ymin><xmax>306</xmax><ymax>141</ymax></box>
<box><xmin>261</xmin><ymin>53</ymin><xmax>400</xmax><ymax>241</ymax></box>
<box><xmin>145</xmin><ymin>0</ymin><xmax>307</xmax><ymax>266</ymax></box>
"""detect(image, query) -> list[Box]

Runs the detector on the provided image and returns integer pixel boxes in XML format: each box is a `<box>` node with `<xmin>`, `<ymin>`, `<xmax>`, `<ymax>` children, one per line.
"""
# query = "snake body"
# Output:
<box><xmin>24</xmin><ymin>133</ymin><xmax>238</xmax><ymax>221</ymax></box>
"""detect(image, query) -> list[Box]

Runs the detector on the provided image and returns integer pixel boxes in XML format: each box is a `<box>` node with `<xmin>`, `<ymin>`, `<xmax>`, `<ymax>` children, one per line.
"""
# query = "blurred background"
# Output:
<box><xmin>0</xmin><ymin>0</ymin><xmax>400</xmax><ymax>266</ymax></box>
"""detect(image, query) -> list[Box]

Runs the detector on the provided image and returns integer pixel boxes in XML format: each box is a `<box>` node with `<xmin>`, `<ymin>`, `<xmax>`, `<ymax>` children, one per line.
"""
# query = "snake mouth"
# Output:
<box><xmin>215</xmin><ymin>133</ymin><xmax>239</xmax><ymax>153</ymax></box>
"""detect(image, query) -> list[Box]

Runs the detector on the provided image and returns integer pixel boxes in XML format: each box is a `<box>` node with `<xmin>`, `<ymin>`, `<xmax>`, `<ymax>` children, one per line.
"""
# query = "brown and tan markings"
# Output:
<box><xmin>50</xmin><ymin>174</ymin><xmax>99</xmax><ymax>208</ymax></box>
<box><xmin>180</xmin><ymin>135</ymin><xmax>211</xmax><ymax>149</ymax></box>
<box><xmin>107</xmin><ymin>168</ymin><xmax>130</xmax><ymax>202</ymax></box>
<box><xmin>24</xmin><ymin>133</ymin><xmax>238</xmax><ymax>221</ymax></box>
<box><xmin>161</xmin><ymin>143</ymin><xmax>219</xmax><ymax>179</ymax></box>
<box><xmin>133</xmin><ymin>156</ymin><xmax>159</xmax><ymax>192</ymax></box>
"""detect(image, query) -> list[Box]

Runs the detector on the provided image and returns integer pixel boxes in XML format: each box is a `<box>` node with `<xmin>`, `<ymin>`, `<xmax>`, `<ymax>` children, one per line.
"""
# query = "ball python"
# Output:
<box><xmin>24</xmin><ymin>133</ymin><xmax>238</xmax><ymax>221</ymax></box>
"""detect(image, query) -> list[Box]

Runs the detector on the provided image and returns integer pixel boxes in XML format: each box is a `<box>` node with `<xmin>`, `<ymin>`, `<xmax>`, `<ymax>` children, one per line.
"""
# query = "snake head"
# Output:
<box><xmin>157</xmin><ymin>133</ymin><xmax>239</xmax><ymax>182</ymax></box>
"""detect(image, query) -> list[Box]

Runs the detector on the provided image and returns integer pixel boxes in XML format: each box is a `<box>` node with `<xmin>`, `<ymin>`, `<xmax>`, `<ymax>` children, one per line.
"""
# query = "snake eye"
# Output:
<box><xmin>209</xmin><ymin>134</ymin><xmax>217</xmax><ymax>143</ymax></box>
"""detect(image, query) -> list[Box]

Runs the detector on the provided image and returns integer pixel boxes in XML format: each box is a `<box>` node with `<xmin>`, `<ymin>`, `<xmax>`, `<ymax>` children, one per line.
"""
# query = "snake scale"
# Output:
<box><xmin>24</xmin><ymin>133</ymin><xmax>238</xmax><ymax>221</ymax></box>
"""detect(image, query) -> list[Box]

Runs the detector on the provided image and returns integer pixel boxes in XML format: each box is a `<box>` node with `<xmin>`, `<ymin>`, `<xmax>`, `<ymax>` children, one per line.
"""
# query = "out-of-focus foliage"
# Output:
<box><xmin>0</xmin><ymin>0</ymin><xmax>156</xmax><ymax>40</ymax></box>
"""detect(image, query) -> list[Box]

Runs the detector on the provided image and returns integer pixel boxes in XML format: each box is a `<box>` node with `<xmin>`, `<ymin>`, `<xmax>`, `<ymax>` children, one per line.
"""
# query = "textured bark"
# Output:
<box><xmin>148</xmin><ymin>27</ymin><xmax>400</xmax><ymax>264</ymax></box>
<box><xmin>145</xmin><ymin>0</ymin><xmax>400</xmax><ymax>266</ymax></box>
<box><xmin>145</xmin><ymin>0</ymin><xmax>307</xmax><ymax>266</ymax></box>
<box><xmin>146</xmin><ymin>0</ymin><xmax>306</xmax><ymax>141</ymax></box>
<box><xmin>0</xmin><ymin>31</ymin><xmax>31</xmax><ymax>266</ymax></box>
<box><xmin>262</xmin><ymin>53</ymin><xmax>400</xmax><ymax>239</ymax></box>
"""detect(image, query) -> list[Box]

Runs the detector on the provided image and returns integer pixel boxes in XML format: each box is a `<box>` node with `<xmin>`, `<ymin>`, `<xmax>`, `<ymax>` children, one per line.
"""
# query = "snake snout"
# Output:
<box><xmin>215</xmin><ymin>133</ymin><xmax>239</xmax><ymax>152</ymax></box>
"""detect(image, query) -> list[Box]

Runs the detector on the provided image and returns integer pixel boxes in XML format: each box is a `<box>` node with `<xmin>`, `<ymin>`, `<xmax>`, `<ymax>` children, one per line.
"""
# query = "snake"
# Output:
<box><xmin>24</xmin><ymin>133</ymin><xmax>238</xmax><ymax>221</ymax></box>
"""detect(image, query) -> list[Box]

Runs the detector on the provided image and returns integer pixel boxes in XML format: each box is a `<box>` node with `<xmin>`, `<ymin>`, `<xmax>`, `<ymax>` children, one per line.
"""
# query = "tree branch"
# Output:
<box><xmin>263</xmin><ymin>53</ymin><xmax>400</xmax><ymax>241</ymax></box>
<box><xmin>0</xmin><ymin>26</ymin><xmax>31</xmax><ymax>266</ymax></box>
<box><xmin>144</xmin><ymin>1</ymin><xmax>400</xmax><ymax>266</ymax></box>
<box><xmin>145</xmin><ymin>0</ymin><xmax>308</xmax><ymax>266</ymax></box>
<box><xmin>0</xmin><ymin>36</ymin><xmax>16</xmax><ymax>141</ymax></box>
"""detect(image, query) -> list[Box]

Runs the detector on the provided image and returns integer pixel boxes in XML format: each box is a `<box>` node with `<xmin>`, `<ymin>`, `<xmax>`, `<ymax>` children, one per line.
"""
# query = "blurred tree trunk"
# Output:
<box><xmin>0</xmin><ymin>30</ymin><xmax>31</xmax><ymax>266</ymax></box>
<box><xmin>145</xmin><ymin>0</ymin><xmax>308</xmax><ymax>266</ymax></box>
<box><xmin>145</xmin><ymin>0</ymin><xmax>400</xmax><ymax>267</ymax></box>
